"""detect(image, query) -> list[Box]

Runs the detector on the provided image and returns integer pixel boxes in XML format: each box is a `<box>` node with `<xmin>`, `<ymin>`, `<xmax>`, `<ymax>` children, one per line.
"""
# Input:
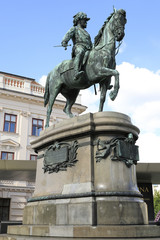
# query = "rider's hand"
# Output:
<box><xmin>61</xmin><ymin>41</ymin><xmax>68</xmax><ymax>49</ymax></box>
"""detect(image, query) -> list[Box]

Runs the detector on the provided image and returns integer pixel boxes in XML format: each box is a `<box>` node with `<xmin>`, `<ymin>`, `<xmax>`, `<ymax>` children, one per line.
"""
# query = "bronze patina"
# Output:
<box><xmin>44</xmin><ymin>9</ymin><xmax>127</xmax><ymax>128</ymax></box>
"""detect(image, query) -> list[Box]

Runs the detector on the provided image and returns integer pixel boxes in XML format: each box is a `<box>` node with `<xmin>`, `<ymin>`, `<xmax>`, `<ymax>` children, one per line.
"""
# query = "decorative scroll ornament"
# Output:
<box><xmin>43</xmin><ymin>141</ymin><xmax>78</xmax><ymax>173</ymax></box>
<box><xmin>95</xmin><ymin>133</ymin><xmax>139</xmax><ymax>167</ymax></box>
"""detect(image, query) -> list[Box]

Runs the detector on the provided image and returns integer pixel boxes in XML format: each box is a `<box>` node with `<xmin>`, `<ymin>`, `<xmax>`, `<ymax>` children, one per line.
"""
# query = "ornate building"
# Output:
<box><xmin>0</xmin><ymin>71</ymin><xmax>86</xmax><ymax>221</ymax></box>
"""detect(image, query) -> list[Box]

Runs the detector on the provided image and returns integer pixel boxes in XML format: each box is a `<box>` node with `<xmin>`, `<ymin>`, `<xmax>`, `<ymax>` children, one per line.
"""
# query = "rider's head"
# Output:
<box><xmin>73</xmin><ymin>12</ymin><xmax>90</xmax><ymax>27</ymax></box>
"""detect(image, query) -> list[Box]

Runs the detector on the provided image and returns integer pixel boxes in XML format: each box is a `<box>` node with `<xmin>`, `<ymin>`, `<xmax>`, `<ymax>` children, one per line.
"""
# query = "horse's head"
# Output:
<box><xmin>110</xmin><ymin>9</ymin><xmax>127</xmax><ymax>42</ymax></box>
<box><xmin>94</xmin><ymin>9</ymin><xmax>127</xmax><ymax>47</ymax></box>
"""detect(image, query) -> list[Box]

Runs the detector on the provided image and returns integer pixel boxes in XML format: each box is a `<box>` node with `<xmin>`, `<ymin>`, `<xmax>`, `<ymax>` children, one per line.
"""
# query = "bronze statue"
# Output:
<box><xmin>61</xmin><ymin>12</ymin><xmax>92</xmax><ymax>81</ymax></box>
<box><xmin>44</xmin><ymin>9</ymin><xmax>127</xmax><ymax>128</ymax></box>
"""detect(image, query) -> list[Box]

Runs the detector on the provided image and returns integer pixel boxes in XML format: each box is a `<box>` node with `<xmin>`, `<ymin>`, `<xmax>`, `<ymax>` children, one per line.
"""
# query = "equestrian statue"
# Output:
<box><xmin>44</xmin><ymin>8</ymin><xmax>127</xmax><ymax>128</ymax></box>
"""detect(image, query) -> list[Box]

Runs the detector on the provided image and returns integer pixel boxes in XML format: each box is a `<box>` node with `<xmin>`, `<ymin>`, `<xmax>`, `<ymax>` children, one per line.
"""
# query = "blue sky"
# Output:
<box><xmin>0</xmin><ymin>0</ymin><xmax>160</xmax><ymax>79</ymax></box>
<box><xmin>0</xmin><ymin>0</ymin><xmax>160</xmax><ymax>163</ymax></box>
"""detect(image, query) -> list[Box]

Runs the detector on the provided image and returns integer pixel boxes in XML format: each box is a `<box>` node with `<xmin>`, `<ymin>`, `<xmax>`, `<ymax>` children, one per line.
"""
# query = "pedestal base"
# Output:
<box><xmin>22</xmin><ymin>196</ymin><xmax>147</xmax><ymax>226</ymax></box>
<box><xmin>3</xmin><ymin>112</ymin><xmax>160</xmax><ymax>239</ymax></box>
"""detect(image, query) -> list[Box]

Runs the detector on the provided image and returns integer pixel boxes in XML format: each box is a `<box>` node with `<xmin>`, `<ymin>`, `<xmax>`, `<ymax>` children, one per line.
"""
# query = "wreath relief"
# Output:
<box><xmin>43</xmin><ymin>140</ymin><xmax>78</xmax><ymax>173</ymax></box>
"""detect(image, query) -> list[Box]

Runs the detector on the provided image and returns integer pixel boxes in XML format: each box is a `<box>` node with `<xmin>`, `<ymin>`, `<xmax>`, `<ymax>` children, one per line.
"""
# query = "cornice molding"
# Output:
<box><xmin>0</xmin><ymin>185</ymin><xmax>34</xmax><ymax>193</ymax></box>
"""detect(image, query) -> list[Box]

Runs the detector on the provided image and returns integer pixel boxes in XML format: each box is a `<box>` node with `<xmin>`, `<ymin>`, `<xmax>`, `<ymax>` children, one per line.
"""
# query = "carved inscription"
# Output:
<box><xmin>43</xmin><ymin>141</ymin><xmax>78</xmax><ymax>173</ymax></box>
<box><xmin>45</xmin><ymin>146</ymin><xmax>68</xmax><ymax>165</ymax></box>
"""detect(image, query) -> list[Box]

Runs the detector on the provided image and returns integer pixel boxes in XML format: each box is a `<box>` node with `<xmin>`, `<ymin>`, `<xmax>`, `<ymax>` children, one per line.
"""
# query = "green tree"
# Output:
<box><xmin>154</xmin><ymin>190</ymin><xmax>160</xmax><ymax>218</ymax></box>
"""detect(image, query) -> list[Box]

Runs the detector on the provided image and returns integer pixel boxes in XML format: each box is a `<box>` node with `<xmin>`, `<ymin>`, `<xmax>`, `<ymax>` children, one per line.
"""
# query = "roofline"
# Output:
<box><xmin>0</xmin><ymin>71</ymin><xmax>35</xmax><ymax>81</ymax></box>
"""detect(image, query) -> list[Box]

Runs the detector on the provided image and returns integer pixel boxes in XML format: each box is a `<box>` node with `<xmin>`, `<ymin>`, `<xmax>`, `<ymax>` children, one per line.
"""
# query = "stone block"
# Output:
<box><xmin>56</xmin><ymin>204</ymin><xmax>68</xmax><ymax>225</ymax></box>
<box><xmin>23</xmin><ymin>205</ymin><xmax>35</xmax><ymax>224</ymax></box>
<box><xmin>68</xmin><ymin>202</ymin><xmax>93</xmax><ymax>225</ymax></box>
<box><xmin>34</xmin><ymin>203</ymin><xmax>56</xmax><ymax>225</ymax></box>
<box><xmin>7</xmin><ymin>225</ymin><xmax>30</xmax><ymax>235</ymax></box>
<box><xmin>96</xmin><ymin>197</ymin><xmax>148</xmax><ymax>225</ymax></box>
<box><xmin>49</xmin><ymin>226</ymin><xmax>73</xmax><ymax>237</ymax></box>
<box><xmin>32</xmin><ymin>226</ymin><xmax>49</xmax><ymax>236</ymax></box>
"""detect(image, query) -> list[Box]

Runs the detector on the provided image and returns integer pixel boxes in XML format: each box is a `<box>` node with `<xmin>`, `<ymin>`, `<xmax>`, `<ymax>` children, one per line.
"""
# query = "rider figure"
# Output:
<box><xmin>61</xmin><ymin>12</ymin><xmax>92</xmax><ymax>81</ymax></box>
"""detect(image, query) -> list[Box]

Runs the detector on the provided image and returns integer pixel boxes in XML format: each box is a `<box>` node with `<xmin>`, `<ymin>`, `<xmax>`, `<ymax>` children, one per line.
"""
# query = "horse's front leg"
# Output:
<box><xmin>45</xmin><ymin>105</ymin><xmax>52</xmax><ymax>128</ymax></box>
<box><xmin>109</xmin><ymin>72</ymin><xmax>120</xmax><ymax>101</ymax></box>
<box><xmin>98</xmin><ymin>67</ymin><xmax>120</xmax><ymax>101</ymax></box>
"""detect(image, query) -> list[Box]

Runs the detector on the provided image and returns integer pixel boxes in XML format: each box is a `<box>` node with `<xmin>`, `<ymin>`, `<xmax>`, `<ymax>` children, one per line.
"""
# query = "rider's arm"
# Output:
<box><xmin>61</xmin><ymin>27</ymin><xmax>75</xmax><ymax>47</ymax></box>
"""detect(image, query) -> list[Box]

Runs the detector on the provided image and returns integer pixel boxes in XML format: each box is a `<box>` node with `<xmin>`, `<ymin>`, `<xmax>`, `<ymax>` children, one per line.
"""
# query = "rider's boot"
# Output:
<box><xmin>73</xmin><ymin>59</ymin><xmax>84</xmax><ymax>81</ymax></box>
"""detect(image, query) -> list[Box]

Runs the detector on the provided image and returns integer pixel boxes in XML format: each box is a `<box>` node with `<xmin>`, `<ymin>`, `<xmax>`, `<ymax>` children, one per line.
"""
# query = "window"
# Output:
<box><xmin>32</xmin><ymin>118</ymin><xmax>43</xmax><ymax>136</ymax></box>
<box><xmin>0</xmin><ymin>198</ymin><xmax>10</xmax><ymax>221</ymax></box>
<box><xmin>1</xmin><ymin>152</ymin><xmax>14</xmax><ymax>160</ymax></box>
<box><xmin>4</xmin><ymin>113</ymin><xmax>17</xmax><ymax>132</ymax></box>
<box><xmin>30</xmin><ymin>155</ymin><xmax>37</xmax><ymax>161</ymax></box>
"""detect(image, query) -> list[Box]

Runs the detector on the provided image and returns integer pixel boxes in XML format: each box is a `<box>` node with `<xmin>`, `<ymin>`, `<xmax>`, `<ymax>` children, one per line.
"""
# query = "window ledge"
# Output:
<box><xmin>0</xmin><ymin>131</ymin><xmax>19</xmax><ymax>136</ymax></box>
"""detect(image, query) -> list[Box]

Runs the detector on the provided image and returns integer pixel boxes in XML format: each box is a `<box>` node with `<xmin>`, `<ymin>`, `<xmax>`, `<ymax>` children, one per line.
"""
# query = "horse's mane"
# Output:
<box><xmin>94</xmin><ymin>12</ymin><xmax>114</xmax><ymax>46</ymax></box>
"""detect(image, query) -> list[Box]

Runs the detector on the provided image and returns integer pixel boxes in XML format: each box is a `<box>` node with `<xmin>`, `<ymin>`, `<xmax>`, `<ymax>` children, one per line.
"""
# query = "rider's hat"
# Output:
<box><xmin>73</xmin><ymin>12</ymin><xmax>90</xmax><ymax>26</ymax></box>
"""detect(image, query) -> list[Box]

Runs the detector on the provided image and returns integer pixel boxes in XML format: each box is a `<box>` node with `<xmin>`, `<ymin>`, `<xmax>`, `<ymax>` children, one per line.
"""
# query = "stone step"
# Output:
<box><xmin>6</xmin><ymin>224</ymin><xmax>160</xmax><ymax>238</ymax></box>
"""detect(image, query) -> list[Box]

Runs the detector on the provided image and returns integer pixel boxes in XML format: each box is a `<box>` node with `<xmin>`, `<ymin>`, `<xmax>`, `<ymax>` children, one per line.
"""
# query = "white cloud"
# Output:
<box><xmin>132</xmin><ymin>101</ymin><xmax>160</xmax><ymax>133</ymax></box>
<box><xmin>156</xmin><ymin>69</ymin><xmax>160</xmax><ymax>75</ymax></box>
<box><xmin>80</xmin><ymin>86</ymin><xmax>100</xmax><ymax>114</ymax></box>
<box><xmin>39</xmin><ymin>75</ymin><xmax>47</xmax><ymax>87</ymax></box>
<box><xmin>137</xmin><ymin>133</ymin><xmax>160</xmax><ymax>162</ymax></box>
<box><xmin>108</xmin><ymin>62</ymin><xmax>160</xmax><ymax>131</ymax></box>
<box><xmin>108</xmin><ymin>62</ymin><xmax>160</xmax><ymax>162</ymax></box>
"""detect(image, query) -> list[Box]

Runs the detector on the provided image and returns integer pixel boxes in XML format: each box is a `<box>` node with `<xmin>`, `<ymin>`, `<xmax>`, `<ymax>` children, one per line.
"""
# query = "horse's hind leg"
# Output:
<box><xmin>99</xmin><ymin>78</ymin><xmax>111</xmax><ymax>112</ymax></box>
<box><xmin>99</xmin><ymin>82</ymin><xmax>107</xmax><ymax>112</ymax></box>
<box><xmin>62</xmin><ymin>89</ymin><xmax>80</xmax><ymax>118</ymax></box>
<box><xmin>45</xmin><ymin>81</ymin><xmax>62</xmax><ymax>128</ymax></box>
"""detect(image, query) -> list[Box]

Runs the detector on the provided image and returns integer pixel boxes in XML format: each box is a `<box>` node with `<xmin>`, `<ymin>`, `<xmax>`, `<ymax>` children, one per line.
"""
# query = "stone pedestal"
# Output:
<box><xmin>5</xmin><ymin>112</ymin><xmax>160</xmax><ymax>239</ymax></box>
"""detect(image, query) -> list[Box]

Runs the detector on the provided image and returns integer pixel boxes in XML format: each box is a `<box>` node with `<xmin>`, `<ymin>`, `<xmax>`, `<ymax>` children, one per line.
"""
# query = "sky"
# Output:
<box><xmin>0</xmin><ymin>0</ymin><xmax>160</xmax><ymax>163</ymax></box>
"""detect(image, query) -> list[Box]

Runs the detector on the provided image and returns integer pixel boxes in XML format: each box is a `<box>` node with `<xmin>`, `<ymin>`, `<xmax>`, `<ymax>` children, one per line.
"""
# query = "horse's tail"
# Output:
<box><xmin>44</xmin><ymin>73</ymin><xmax>50</xmax><ymax>107</ymax></box>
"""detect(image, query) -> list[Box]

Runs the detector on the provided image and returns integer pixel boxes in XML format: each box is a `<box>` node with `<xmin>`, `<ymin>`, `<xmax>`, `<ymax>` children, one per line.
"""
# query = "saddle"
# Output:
<box><xmin>59</xmin><ymin>51</ymin><xmax>90</xmax><ymax>75</ymax></box>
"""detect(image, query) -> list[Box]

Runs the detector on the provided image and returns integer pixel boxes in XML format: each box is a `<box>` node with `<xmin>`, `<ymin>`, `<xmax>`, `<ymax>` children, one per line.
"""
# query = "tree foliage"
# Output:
<box><xmin>154</xmin><ymin>190</ymin><xmax>160</xmax><ymax>218</ymax></box>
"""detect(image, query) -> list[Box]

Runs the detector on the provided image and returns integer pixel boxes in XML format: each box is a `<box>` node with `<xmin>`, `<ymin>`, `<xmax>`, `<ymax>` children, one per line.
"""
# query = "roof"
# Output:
<box><xmin>136</xmin><ymin>162</ymin><xmax>160</xmax><ymax>184</ymax></box>
<box><xmin>0</xmin><ymin>71</ymin><xmax>35</xmax><ymax>82</ymax></box>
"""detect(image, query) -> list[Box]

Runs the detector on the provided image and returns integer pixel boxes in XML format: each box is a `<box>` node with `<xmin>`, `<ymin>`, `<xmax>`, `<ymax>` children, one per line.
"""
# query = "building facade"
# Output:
<box><xmin>0</xmin><ymin>71</ymin><xmax>86</xmax><ymax>221</ymax></box>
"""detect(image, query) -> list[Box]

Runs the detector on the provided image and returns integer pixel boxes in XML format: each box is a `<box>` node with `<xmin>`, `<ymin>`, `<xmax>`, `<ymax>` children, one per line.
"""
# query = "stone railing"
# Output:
<box><xmin>0</xmin><ymin>75</ymin><xmax>44</xmax><ymax>96</ymax></box>
<box><xmin>4</xmin><ymin>77</ymin><xmax>24</xmax><ymax>90</ymax></box>
<box><xmin>30</xmin><ymin>83</ymin><xmax>45</xmax><ymax>95</ymax></box>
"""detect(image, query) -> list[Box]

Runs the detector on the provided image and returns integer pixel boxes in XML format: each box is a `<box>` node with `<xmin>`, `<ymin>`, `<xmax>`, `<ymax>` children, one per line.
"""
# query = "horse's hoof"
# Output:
<box><xmin>69</xmin><ymin>113</ymin><xmax>74</xmax><ymax>118</ymax></box>
<box><xmin>108</xmin><ymin>84</ymin><xmax>113</xmax><ymax>90</ymax></box>
<box><xmin>109</xmin><ymin>91</ymin><xmax>116</xmax><ymax>101</ymax></box>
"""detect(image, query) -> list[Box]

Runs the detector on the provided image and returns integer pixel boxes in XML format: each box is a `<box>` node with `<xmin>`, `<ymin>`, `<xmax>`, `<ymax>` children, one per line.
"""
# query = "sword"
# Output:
<box><xmin>53</xmin><ymin>44</ymin><xmax>71</xmax><ymax>50</ymax></box>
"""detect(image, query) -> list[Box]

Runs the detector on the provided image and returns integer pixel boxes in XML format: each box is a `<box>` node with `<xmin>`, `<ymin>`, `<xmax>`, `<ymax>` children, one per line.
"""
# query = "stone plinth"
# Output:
<box><xmin>4</xmin><ymin>112</ymin><xmax>160</xmax><ymax>239</ymax></box>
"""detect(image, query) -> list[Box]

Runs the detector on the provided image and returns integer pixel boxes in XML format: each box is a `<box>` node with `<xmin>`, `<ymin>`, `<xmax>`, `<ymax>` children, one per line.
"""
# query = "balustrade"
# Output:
<box><xmin>4</xmin><ymin>77</ymin><xmax>24</xmax><ymax>89</ymax></box>
<box><xmin>3</xmin><ymin>76</ymin><xmax>44</xmax><ymax>95</ymax></box>
<box><xmin>30</xmin><ymin>84</ymin><xmax>44</xmax><ymax>94</ymax></box>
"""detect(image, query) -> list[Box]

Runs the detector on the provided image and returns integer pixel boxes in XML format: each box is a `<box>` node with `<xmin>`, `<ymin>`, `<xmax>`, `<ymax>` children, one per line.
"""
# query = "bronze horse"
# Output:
<box><xmin>44</xmin><ymin>9</ymin><xmax>127</xmax><ymax>128</ymax></box>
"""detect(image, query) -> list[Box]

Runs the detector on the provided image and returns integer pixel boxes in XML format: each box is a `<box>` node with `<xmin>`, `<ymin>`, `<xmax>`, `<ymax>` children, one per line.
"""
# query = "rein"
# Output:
<box><xmin>115</xmin><ymin>40</ymin><xmax>123</xmax><ymax>55</ymax></box>
<box><xmin>94</xmin><ymin>37</ymin><xmax>115</xmax><ymax>51</ymax></box>
<box><xmin>94</xmin><ymin>37</ymin><xmax>122</xmax><ymax>57</ymax></box>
